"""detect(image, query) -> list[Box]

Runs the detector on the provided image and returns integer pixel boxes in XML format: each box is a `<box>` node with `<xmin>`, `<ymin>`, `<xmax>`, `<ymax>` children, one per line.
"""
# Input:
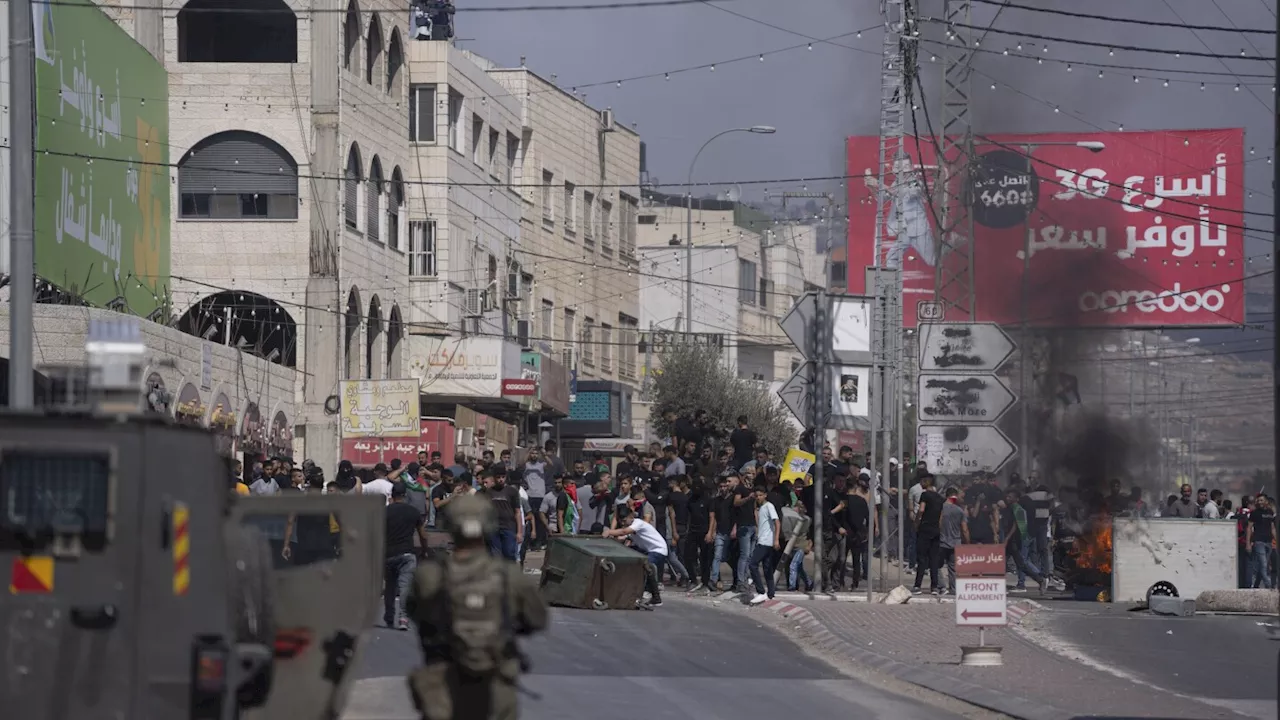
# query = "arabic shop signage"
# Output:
<box><xmin>407</xmin><ymin>337</ymin><xmax>521</xmax><ymax>399</ymax></box>
<box><xmin>340</xmin><ymin>378</ymin><xmax>422</xmax><ymax>439</ymax></box>
<box><xmin>968</xmin><ymin>149</ymin><xmax>1040</xmax><ymax>230</ymax></box>
<box><xmin>501</xmin><ymin>378</ymin><xmax>537</xmax><ymax>396</ymax></box>
<box><xmin>639</xmin><ymin>330</ymin><xmax>725</xmax><ymax>355</ymax></box>
<box><xmin>340</xmin><ymin>418</ymin><xmax>457</xmax><ymax>467</ymax></box>
<box><xmin>34</xmin><ymin>0</ymin><xmax>170</xmax><ymax>317</ymax></box>
<box><xmin>518</xmin><ymin>351</ymin><xmax>571</xmax><ymax>414</ymax></box>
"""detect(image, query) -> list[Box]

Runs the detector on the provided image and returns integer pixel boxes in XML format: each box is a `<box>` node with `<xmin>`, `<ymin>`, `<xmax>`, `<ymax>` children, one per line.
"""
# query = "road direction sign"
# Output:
<box><xmin>918</xmin><ymin>323</ymin><xmax>1016</xmax><ymax>372</ymax></box>
<box><xmin>955</xmin><ymin>578</ymin><xmax>1007</xmax><ymax>627</ymax></box>
<box><xmin>778</xmin><ymin>292</ymin><xmax>874</xmax><ymax>365</ymax></box>
<box><xmin>777</xmin><ymin>362</ymin><xmax>816</xmax><ymax>423</ymax></box>
<box><xmin>916</xmin><ymin>424</ymin><xmax>1017</xmax><ymax>475</ymax></box>
<box><xmin>918</xmin><ymin>373</ymin><xmax>1017</xmax><ymax>424</ymax></box>
<box><xmin>778</xmin><ymin>294</ymin><xmax>818</xmax><ymax>355</ymax></box>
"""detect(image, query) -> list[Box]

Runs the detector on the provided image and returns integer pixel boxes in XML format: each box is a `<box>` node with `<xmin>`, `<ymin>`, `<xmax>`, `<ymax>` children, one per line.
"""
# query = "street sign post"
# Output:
<box><xmin>916</xmin><ymin>425</ymin><xmax>1017</xmax><ymax>475</ymax></box>
<box><xmin>917</xmin><ymin>373</ymin><xmax>1017</xmax><ymax>424</ymax></box>
<box><xmin>955</xmin><ymin>545</ymin><xmax>1007</xmax><ymax>666</ymax></box>
<box><xmin>918</xmin><ymin>322</ymin><xmax>1016</xmax><ymax>373</ymax></box>
<box><xmin>776</xmin><ymin>294</ymin><xmax>874</xmax><ymax>430</ymax></box>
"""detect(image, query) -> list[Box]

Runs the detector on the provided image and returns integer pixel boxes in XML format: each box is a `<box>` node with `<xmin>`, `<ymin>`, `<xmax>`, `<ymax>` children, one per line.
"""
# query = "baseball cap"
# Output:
<box><xmin>889</xmin><ymin>457</ymin><xmax>899</xmax><ymax>466</ymax></box>
<box><xmin>391</xmin><ymin>481</ymin><xmax>408</xmax><ymax>498</ymax></box>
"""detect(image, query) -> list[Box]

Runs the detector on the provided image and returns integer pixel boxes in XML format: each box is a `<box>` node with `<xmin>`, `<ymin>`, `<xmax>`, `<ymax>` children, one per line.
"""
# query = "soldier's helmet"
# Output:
<box><xmin>442</xmin><ymin>493</ymin><xmax>497</xmax><ymax>540</ymax></box>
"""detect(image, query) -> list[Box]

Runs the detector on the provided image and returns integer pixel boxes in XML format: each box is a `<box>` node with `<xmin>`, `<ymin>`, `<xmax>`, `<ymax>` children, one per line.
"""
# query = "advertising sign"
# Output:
<box><xmin>955</xmin><ymin>544</ymin><xmax>1006</xmax><ymax>578</ymax></box>
<box><xmin>408</xmin><ymin>337</ymin><xmax>520</xmax><ymax>398</ymax></box>
<box><xmin>846</xmin><ymin>129</ymin><xmax>1246</xmax><ymax>328</ymax></box>
<box><xmin>340</xmin><ymin>418</ymin><xmax>457</xmax><ymax>467</ymax></box>
<box><xmin>34</xmin><ymin>0</ymin><xmax>170</xmax><ymax>317</ymax></box>
<box><xmin>501</xmin><ymin>378</ymin><xmax>537</xmax><ymax>396</ymax></box>
<box><xmin>340</xmin><ymin>379</ymin><xmax>422</xmax><ymax>438</ymax></box>
<box><xmin>956</xmin><ymin>578</ymin><xmax>1008</xmax><ymax>627</ymax></box>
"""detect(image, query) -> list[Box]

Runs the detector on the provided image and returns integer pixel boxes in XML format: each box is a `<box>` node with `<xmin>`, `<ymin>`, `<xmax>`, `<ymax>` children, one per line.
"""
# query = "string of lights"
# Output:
<box><xmin>968</xmin><ymin>0</ymin><xmax>1277</xmax><ymax>35</ymax></box>
<box><xmin>36</xmin><ymin>0</ymin><xmax>739</xmax><ymax>15</ymax></box>
<box><xmin>1158</xmin><ymin>0</ymin><xmax>1273</xmax><ymax>116</ymax></box>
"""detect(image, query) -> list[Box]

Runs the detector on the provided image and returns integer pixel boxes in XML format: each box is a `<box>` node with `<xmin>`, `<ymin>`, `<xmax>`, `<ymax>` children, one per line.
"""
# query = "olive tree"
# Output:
<box><xmin>648</xmin><ymin>343</ymin><xmax>797</xmax><ymax>457</ymax></box>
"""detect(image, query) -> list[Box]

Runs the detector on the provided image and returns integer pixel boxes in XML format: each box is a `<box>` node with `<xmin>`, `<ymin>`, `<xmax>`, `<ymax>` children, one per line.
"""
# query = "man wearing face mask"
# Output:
<box><xmin>1166</xmin><ymin>484</ymin><xmax>1199</xmax><ymax>518</ymax></box>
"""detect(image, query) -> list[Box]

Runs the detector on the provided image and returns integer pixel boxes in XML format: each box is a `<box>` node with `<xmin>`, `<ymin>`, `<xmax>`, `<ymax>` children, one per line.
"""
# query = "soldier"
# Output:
<box><xmin>405</xmin><ymin>493</ymin><xmax>548</xmax><ymax>720</ymax></box>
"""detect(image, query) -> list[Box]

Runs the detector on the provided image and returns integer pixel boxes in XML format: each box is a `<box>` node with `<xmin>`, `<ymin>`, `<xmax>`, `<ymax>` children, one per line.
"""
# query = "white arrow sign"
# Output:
<box><xmin>777</xmin><ymin>362</ymin><xmax>816</xmax><ymax>422</ymax></box>
<box><xmin>778</xmin><ymin>294</ymin><xmax>818</xmax><ymax>357</ymax></box>
<box><xmin>917</xmin><ymin>373</ymin><xmax>1017</xmax><ymax>424</ymax></box>
<box><xmin>916</xmin><ymin>425</ymin><xmax>1017</xmax><ymax>475</ymax></box>
<box><xmin>778</xmin><ymin>293</ymin><xmax>874</xmax><ymax>364</ymax></box>
<box><xmin>918</xmin><ymin>323</ymin><xmax>1016</xmax><ymax>373</ymax></box>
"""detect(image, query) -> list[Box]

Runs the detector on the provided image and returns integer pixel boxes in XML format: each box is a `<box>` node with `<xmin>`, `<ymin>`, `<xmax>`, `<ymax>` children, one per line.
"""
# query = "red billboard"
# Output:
<box><xmin>340</xmin><ymin>417</ymin><xmax>457</xmax><ymax>467</ymax></box>
<box><xmin>846</xmin><ymin>129</ymin><xmax>1246</xmax><ymax>328</ymax></box>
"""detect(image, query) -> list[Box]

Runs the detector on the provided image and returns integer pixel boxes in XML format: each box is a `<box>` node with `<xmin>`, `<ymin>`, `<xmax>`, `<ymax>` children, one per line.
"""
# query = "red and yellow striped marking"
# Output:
<box><xmin>9</xmin><ymin>556</ymin><xmax>54</xmax><ymax>594</ymax></box>
<box><xmin>173</xmin><ymin>503</ymin><xmax>190</xmax><ymax>596</ymax></box>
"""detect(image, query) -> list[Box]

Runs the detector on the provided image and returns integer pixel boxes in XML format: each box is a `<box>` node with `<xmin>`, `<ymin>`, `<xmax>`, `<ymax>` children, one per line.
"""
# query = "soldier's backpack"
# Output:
<box><xmin>440</xmin><ymin>557</ymin><xmax>513</xmax><ymax>676</ymax></box>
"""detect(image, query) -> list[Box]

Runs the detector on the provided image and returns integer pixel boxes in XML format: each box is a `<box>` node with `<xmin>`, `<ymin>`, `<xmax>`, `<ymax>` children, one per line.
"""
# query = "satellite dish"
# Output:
<box><xmin>725</xmin><ymin>185</ymin><xmax>742</xmax><ymax>203</ymax></box>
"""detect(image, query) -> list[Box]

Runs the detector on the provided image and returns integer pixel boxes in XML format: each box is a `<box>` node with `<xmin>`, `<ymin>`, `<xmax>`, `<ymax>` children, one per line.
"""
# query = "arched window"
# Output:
<box><xmin>389</xmin><ymin>167</ymin><xmax>405</xmax><ymax>250</ymax></box>
<box><xmin>344</xmin><ymin>144</ymin><xmax>362</xmax><ymax>230</ymax></box>
<box><xmin>178</xmin><ymin>0</ymin><xmax>297</xmax><ymax>63</ymax></box>
<box><xmin>387</xmin><ymin>305</ymin><xmax>404</xmax><ymax>379</ymax></box>
<box><xmin>176</xmin><ymin>291</ymin><xmax>298</xmax><ymax>368</ymax></box>
<box><xmin>179</xmin><ymin>131</ymin><xmax>299</xmax><ymax>219</ymax></box>
<box><xmin>365</xmin><ymin>15</ymin><xmax>383</xmax><ymax>88</ymax></box>
<box><xmin>366</xmin><ymin>296</ymin><xmax>383</xmax><ymax>380</ymax></box>
<box><xmin>386</xmin><ymin>30</ymin><xmax>404</xmax><ymax>100</ymax></box>
<box><xmin>343</xmin><ymin>0</ymin><xmax>361</xmax><ymax>72</ymax></box>
<box><xmin>344</xmin><ymin>288</ymin><xmax>362</xmax><ymax>379</ymax></box>
<box><xmin>367</xmin><ymin>156</ymin><xmax>384</xmax><ymax>242</ymax></box>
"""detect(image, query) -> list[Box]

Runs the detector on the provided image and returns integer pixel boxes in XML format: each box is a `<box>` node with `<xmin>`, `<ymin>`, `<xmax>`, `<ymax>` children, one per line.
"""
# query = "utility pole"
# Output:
<box><xmin>8</xmin><ymin>0</ymin><xmax>35</xmax><ymax>408</ymax></box>
<box><xmin>934</xmin><ymin>0</ymin><xmax>977</xmax><ymax>322</ymax></box>
<box><xmin>810</xmin><ymin>286</ymin><xmax>827</xmax><ymax>594</ymax></box>
<box><xmin>1273</xmin><ymin>2</ymin><xmax>1279</xmax><ymax>501</ymax></box>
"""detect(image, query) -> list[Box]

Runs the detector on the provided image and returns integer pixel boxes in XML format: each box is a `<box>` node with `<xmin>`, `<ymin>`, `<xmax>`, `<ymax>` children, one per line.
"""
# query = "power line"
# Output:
<box><xmin>926</xmin><ymin>18</ymin><xmax>1274</xmax><ymax>62</ymax></box>
<box><xmin>37</xmin><ymin>0</ymin><xmax>740</xmax><ymax>14</ymax></box>
<box><xmin>969</xmin><ymin>0</ymin><xmax>1277</xmax><ymax>35</ymax></box>
<box><xmin>916</xmin><ymin>40</ymin><xmax>1274</xmax><ymax>81</ymax></box>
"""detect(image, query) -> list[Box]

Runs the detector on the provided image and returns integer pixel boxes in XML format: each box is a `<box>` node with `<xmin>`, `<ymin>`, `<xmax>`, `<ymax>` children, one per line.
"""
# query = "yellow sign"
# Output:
<box><xmin>10</xmin><ymin>556</ymin><xmax>54</xmax><ymax>594</ymax></box>
<box><xmin>780</xmin><ymin>447</ymin><xmax>816</xmax><ymax>484</ymax></box>
<box><xmin>341</xmin><ymin>379</ymin><xmax>422</xmax><ymax>438</ymax></box>
<box><xmin>173</xmin><ymin>503</ymin><xmax>190</xmax><ymax>596</ymax></box>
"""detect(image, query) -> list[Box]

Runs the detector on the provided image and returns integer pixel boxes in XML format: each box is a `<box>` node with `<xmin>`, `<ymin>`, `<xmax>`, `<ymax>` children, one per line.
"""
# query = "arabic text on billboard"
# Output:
<box><xmin>35</xmin><ymin>0</ymin><xmax>171</xmax><ymax>318</ymax></box>
<box><xmin>845</xmin><ymin>129</ymin><xmax>1246</xmax><ymax>328</ymax></box>
<box><xmin>409</xmin><ymin>337</ymin><xmax>518</xmax><ymax>398</ymax></box>
<box><xmin>340</xmin><ymin>379</ymin><xmax>422</xmax><ymax>438</ymax></box>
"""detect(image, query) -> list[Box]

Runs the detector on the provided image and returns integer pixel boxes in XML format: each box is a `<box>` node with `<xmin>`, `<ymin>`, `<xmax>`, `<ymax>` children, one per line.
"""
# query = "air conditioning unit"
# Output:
<box><xmin>463</xmin><ymin>288</ymin><xmax>484</xmax><ymax>317</ymax></box>
<box><xmin>516</xmin><ymin>319</ymin><xmax>532</xmax><ymax>350</ymax></box>
<box><xmin>506</xmin><ymin>271</ymin><xmax>521</xmax><ymax>300</ymax></box>
<box><xmin>599</xmin><ymin>108</ymin><xmax>615</xmax><ymax>133</ymax></box>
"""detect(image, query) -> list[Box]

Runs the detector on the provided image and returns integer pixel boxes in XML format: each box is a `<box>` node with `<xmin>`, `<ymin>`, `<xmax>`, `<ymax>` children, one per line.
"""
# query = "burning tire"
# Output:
<box><xmin>1146</xmin><ymin>581</ymin><xmax>1179</xmax><ymax>606</ymax></box>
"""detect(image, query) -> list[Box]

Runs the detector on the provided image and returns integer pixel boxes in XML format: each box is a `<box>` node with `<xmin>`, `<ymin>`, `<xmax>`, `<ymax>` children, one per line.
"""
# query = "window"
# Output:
<box><xmin>582</xmin><ymin>318</ymin><xmax>595</xmax><ymax>368</ymax></box>
<box><xmin>471</xmin><ymin>115</ymin><xmax>483</xmax><ymax>165</ymax></box>
<box><xmin>541</xmin><ymin>299</ymin><xmax>555</xmax><ymax>345</ymax></box>
<box><xmin>563</xmin><ymin>183</ymin><xmax>576</xmax><ymax>233</ymax></box>
<box><xmin>342</xmin><ymin>0</ymin><xmax>359</xmax><ymax>71</ymax></box>
<box><xmin>386</xmin><ymin>31</ymin><xmax>403</xmax><ymax>99</ymax></box>
<box><xmin>505</xmin><ymin>132</ymin><xmax>519</xmax><ymax>187</ymax></box>
<box><xmin>618</xmin><ymin>193</ymin><xmax>638</xmax><ymax>258</ymax></box>
<box><xmin>365</xmin><ymin>16</ymin><xmax>382</xmax><ymax>87</ymax></box>
<box><xmin>388</xmin><ymin>169</ymin><xmax>404</xmax><ymax>249</ymax></box>
<box><xmin>177</xmin><ymin>0</ymin><xmax>297</xmax><ymax>63</ymax></box>
<box><xmin>738</xmin><ymin>259</ymin><xmax>758</xmax><ymax>305</ymax></box>
<box><xmin>541</xmin><ymin>170</ymin><xmax>554</xmax><ymax>222</ymax></box>
<box><xmin>618</xmin><ymin>314</ymin><xmax>638</xmax><ymax>379</ymax></box>
<box><xmin>758</xmin><ymin>277</ymin><xmax>772</xmax><ymax>313</ymax></box>
<box><xmin>562</xmin><ymin>309</ymin><xmax>576</xmax><ymax>358</ymax></box>
<box><xmin>487</xmin><ymin>129</ymin><xmax>499</xmax><ymax>174</ymax></box>
<box><xmin>409</xmin><ymin>84</ymin><xmax>435</xmax><ymax>142</ymax></box>
<box><xmin>446</xmin><ymin>90</ymin><xmax>463</xmax><ymax>152</ymax></box>
<box><xmin>344</xmin><ymin>144</ymin><xmax>362</xmax><ymax>229</ymax></box>
<box><xmin>582</xmin><ymin>191</ymin><xmax>595</xmax><ymax>241</ymax></box>
<box><xmin>409</xmin><ymin>221</ymin><xmax>437</xmax><ymax>276</ymax></box>
<box><xmin>601</xmin><ymin>323</ymin><xmax>613</xmax><ymax>373</ymax></box>
<box><xmin>599</xmin><ymin>200</ymin><xmax>613</xmax><ymax>254</ymax></box>
<box><xmin>367</xmin><ymin>156</ymin><xmax>384</xmax><ymax>242</ymax></box>
<box><xmin>178</xmin><ymin>131</ymin><xmax>299</xmax><ymax>220</ymax></box>
<box><xmin>830</xmin><ymin>261</ymin><xmax>847</xmax><ymax>286</ymax></box>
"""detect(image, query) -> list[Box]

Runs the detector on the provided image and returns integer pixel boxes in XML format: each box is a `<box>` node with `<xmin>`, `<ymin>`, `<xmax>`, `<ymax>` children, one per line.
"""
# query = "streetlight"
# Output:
<box><xmin>685</xmin><ymin>126</ymin><xmax>776</xmax><ymax>335</ymax></box>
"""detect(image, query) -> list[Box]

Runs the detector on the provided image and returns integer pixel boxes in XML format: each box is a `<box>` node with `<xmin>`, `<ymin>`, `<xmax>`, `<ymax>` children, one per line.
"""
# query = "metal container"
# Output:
<box><xmin>538</xmin><ymin>536</ymin><xmax>648</xmax><ymax>610</ymax></box>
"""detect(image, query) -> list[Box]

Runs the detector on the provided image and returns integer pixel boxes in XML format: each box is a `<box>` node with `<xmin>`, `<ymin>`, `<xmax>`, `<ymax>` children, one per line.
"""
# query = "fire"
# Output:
<box><xmin>1072</xmin><ymin>512</ymin><xmax>1113</xmax><ymax>575</ymax></box>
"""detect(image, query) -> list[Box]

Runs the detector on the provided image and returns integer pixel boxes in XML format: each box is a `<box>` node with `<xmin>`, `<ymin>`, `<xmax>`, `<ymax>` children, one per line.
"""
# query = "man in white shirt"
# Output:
<box><xmin>362</xmin><ymin>463</ymin><xmax>395</xmax><ymax>505</ymax></box>
<box><xmin>603</xmin><ymin>503</ymin><xmax>667</xmax><ymax>607</ymax></box>
<box><xmin>748</xmin><ymin>484</ymin><xmax>782</xmax><ymax>604</ymax></box>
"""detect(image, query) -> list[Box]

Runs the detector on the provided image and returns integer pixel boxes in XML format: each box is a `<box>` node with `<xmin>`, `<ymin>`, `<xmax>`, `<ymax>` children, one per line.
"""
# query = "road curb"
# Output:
<box><xmin>712</xmin><ymin>597</ymin><xmax>1071</xmax><ymax>720</ymax></box>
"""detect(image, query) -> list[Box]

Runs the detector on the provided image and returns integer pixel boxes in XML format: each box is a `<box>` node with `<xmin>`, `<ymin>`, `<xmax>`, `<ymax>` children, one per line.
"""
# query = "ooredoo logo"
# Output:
<box><xmin>1078</xmin><ymin>283</ymin><xmax>1230</xmax><ymax>314</ymax></box>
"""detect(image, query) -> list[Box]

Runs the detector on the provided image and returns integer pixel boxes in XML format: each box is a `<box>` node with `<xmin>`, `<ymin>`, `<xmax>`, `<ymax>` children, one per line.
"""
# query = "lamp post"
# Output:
<box><xmin>974</xmin><ymin>137</ymin><xmax>1106</xmax><ymax>481</ymax></box>
<box><xmin>685</xmin><ymin>126</ymin><xmax>776</xmax><ymax>336</ymax></box>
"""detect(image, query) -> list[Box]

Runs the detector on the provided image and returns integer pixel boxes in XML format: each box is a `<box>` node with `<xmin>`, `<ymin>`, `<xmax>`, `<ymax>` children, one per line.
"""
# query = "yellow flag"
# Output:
<box><xmin>780</xmin><ymin>448</ymin><xmax>816</xmax><ymax>484</ymax></box>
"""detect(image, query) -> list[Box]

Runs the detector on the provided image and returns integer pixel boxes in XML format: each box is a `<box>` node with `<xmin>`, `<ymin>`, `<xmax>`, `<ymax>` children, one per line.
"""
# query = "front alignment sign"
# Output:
<box><xmin>845</xmin><ymin>129</ymin><xmax>1246</xmax><ymax>328</ymax></box>
<box><xmin>956</xmin><ymin>578</ymin><xmax>1007</xmax><ymax>627</ymax></box>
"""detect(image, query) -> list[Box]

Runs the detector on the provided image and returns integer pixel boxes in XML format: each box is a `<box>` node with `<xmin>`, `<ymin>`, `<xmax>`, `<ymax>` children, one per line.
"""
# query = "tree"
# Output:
<box><xmin>648</xmin><ymin>343</ymin><xmax>797</xmax><ymax>457</ymax></box>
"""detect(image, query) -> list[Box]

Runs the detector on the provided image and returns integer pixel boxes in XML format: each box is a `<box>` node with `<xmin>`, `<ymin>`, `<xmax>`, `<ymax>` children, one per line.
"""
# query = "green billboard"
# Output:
<box><xmin>34</xmin><ymin>0</ymin><xmax>170</xmax><ymax>318</ymax></box>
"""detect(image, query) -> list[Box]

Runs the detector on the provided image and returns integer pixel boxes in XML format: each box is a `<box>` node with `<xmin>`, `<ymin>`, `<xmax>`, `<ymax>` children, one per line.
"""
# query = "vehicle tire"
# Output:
<box><xmin>226</xmin><ymin>523</ymin><xmax>277</xmax><ymax>708</ymax></box>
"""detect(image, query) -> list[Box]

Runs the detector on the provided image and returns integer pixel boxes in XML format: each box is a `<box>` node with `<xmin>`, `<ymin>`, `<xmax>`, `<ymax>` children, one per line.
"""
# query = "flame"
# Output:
<box><xmin>1072</xmin><ymin>512</ymin><xmax>1113</xmax><ymax>575</ymax></box>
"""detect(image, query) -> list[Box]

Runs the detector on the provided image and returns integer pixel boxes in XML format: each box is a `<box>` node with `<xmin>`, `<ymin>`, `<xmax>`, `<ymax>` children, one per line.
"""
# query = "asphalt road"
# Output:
<box><xmin>342</xmin><ymin>601</ymin><xmax>968</xmax><ymax>720</ymax></box>
<box><xmin>1033</xmin><ymin>604</ymin><xmax>1278</xmax><ymax>720</ymax></box>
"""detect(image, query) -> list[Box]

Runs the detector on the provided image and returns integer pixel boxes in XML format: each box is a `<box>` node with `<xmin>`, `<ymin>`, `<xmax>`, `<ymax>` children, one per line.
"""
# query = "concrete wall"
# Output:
<box><xmin>0</xmin><ymin>304</ymin><xmax>296</xmax><ymax>431</ymax></box>
<box><xmin>489</xmin><ymin>68</ymin><xmax>642</xmax><ymax>391</ymax></box>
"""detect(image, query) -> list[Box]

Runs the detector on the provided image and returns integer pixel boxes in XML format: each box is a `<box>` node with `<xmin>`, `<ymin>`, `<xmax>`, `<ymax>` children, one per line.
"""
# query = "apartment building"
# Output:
<box><xmin>636</xmin><ymin>192</ymin><xmax>826</xmax><ymax>388</ymax></box>
<box><xmin>161</xmin><ymin>0</ymin><xmax>414</xmax><ymax>465</ymax></box>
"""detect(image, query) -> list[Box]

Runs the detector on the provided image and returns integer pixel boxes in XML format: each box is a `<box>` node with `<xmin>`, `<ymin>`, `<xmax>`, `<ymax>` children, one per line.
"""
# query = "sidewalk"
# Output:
<box><xmin>680</xmin><ymin>593</ymin><xmax>1252</xmax><ymax>720</ymax></box>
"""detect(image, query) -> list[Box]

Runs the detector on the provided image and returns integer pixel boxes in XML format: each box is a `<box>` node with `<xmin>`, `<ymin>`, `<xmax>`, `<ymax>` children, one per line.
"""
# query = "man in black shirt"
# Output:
<box><xmin>616</xmin><ymin>446</ymin><xmax>644</xmax><ymax>482</ymax></box>
<box><xmin>480</xmin><ymin>470</ymin><xmax>522</xmax><ymax>562</ymax></box>
<box><xmin>728</xmin><ymin>415</ymin><xmax>757</xmax><ymax>471</ymax></box>
<box><xmin>667</xmin><ymin>476</ymin><xmax>696</xmax><ymax>589</ymax></box>
<box><xmin>384</xmin><ymin>482</ymin><xmax>429</xmax><ymax>629</ymax></box>
<box><xmin>822</xmin><ymin>475</ymin><xmax>849</xmax><ymax>589</ymax></box>
<box><xmin>844</xmin><ymin>477</ymin><xmax>871</xmax><ymax>590</ymax></box>
<box><xmin>1246</xmin><ymin>495</ymin><xmax>1276</xmax><ymax>588</ymax></box>
<box><xmin>709</xmin><ymin>475</ymin><xmax>741</xmax><ymax>591</ymax></box>
<box><xmin>685</xmin><ymin>476</ymin><xmax>714</xmax><ymax>591</ymax></box>
<box><xmin>913</xmin><ymin>474</ymin><xmax>945</xmax><ymax>594</ymax></box>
